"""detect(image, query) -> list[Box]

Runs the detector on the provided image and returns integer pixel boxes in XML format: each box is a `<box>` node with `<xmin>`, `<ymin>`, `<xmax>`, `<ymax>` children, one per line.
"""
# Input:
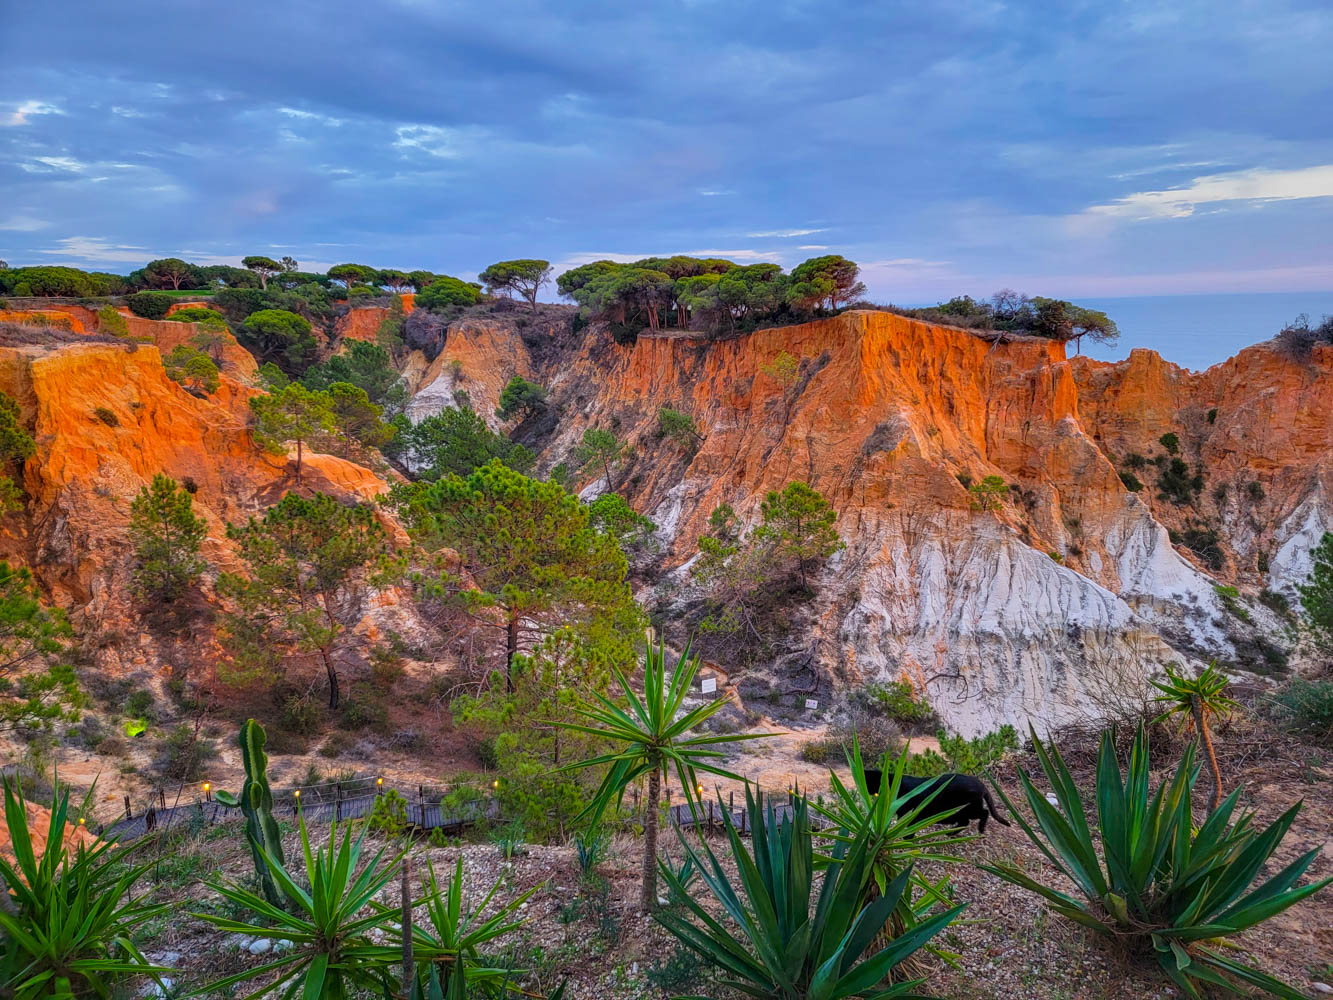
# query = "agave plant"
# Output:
<box><xmin>558</xmin><ymin>635</ymin><xmax>768</xmax><ymax>912</ymax></box>
<box><xmin>0</xmin><ymin>778</ymin><xmax>169</xmax><ymax>1000</ymax></box>
<box><xmin>195</xmin><ymin>814</ymin><xmax>407</xmax><ymax>999</ymax></box>
<box><xmin>812</xmin><ymin>740</ymin><xmax>966</xmax><ymax>964</ymax></box>
<box><xmin>402</xmin><ymin>855</ymin><xmax>543</xmax><ymax>999</ymax></box>
<box><xmin>654</xmin><ymin>786</ymin><xmax>964</xmax><ymax>999</ymax></box>
<box><xmin>982</xmin><ymin>725</ymin><xmax>1332</xmax><ymax>999</ymax></box>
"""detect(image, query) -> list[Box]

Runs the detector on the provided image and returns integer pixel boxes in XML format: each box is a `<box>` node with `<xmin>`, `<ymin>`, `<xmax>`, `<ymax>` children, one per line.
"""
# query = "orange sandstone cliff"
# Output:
<box><xmin>407</xmin><ymin>309</ymin><xmax>1330</xmax><ymax>733</ymax></box>
<box><xmin>0</xmin><ymin>338</ymin><xmax>396</xmax><ymax>675</ymax></box>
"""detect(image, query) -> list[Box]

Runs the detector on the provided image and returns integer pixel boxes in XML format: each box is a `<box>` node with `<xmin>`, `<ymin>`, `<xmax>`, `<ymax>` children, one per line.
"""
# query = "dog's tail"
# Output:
<box><xmin>982</xmin><ymin>786</ymin><xmax>1012</xmax><ymax>827</ymax></box>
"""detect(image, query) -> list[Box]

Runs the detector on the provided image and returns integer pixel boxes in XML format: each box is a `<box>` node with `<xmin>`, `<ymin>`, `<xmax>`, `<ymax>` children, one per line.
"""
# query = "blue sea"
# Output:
<box><xmin>1070</xmin><ymin>292</ymin><xmax>1333</xmax><ymax>372</ymax></box>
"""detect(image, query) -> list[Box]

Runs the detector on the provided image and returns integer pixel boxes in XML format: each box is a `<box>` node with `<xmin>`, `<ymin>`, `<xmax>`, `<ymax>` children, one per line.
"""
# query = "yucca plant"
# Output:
<box><xmin>194</xmin><ymin>814</ymin><xmax>407</xmax><ymax>999</ymax></box>
<box><xmin>982</xmin><ymin>725</ymin><xmax>1332</xmax><ymax>999</ymax></box>
<box><xmin>557</xmin><ymin>635</ymin><xmax>768</xmax><ymax>912</ymax></box>
<box><xmin>402</xmin><ymin>855</ymin><xmax>543</xmax><ymax>999</ymax></box>
<box><xmin>1151</xmin><ymin>660</ymin><xmax>1237</xmax><ymax>811</ymax></box>
<box><xmin>0</xmin><ymin>778</ymin><xmax>169</xmax><ymax>999</ymax></box>
<box><xmin>573</xmin><ymin>826</ymin><xmax>609</xmax><ymax>876</ymax></box>
<box><xmin>812</xmin><ymin>740</ymin><xmax>966</xmax><ymax>967</ymax></box>
<box><xmin>654</xmin><ymin>786</ymin><xmax>964</xmax><ymax>999</ymax></box>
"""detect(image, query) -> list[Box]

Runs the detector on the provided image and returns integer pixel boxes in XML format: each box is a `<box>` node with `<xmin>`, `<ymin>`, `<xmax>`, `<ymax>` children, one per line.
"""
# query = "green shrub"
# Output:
<box><xmin>490</xmin><ymin>749</ymin><xmax>589</xmax><ymax>842</ymax></box>
<box><xmin>1269</xmin><ymin>679</ymin><xmax>1333</xmax><ymax>745</ymax></box>
<box><xmin>96</xmin><ymin>304</ymin><xmax>129</xmax><ymax>336</ymax></box>
<box><xmin>125</xmin><ymin>291</ymin><xmax>174</xmax><ymax>319</ymax></box>
<box><xmin>125</xmin><ymin>688</ymin><xmax>157</xmax><ymax>721</ymax></box>
<box><xmin>857</xmin><ymin>679</ymin><xmax>938</xmax><ymax>727</ymax></box>
<box><xmin>154</xmin><ymin>723</ymin><xmax>219</xmax><ymax>781</ymax></box>
<box><xmin>93</xmin><ymin>406</ymin><xmax>119</xmax><ymax>427</ymax></box>
<box><xmin>366</xmin><ymin>789</ymin><xmax>409</xmax><ymax>837</ymax></box>
<box><xmin>1213</xmin><ymin>584</ymin><xmax>1253</xmax><ymax>624</ymax></box>
<box><xmin>338</xmin><ymin>695</ymin><xmax>388</xmax><ymax>732</ymax></box>
<box><xmin>984</xmin><ymin>726</ymin><xmax>1332</xmax><ymax>998</ymax></box>
<box><xmin>799</xmin><ymin>738</ymin><xmax>840</xmax><ymax>764</ymax></box>
<box><xmin>1159</xmin><ymin>431</ymin><xmax>1180</xmax><ymax>454</ymax></box>
<box><xmin>1247</xmin><ymin>480</ymin><xmax>1266</xmax><ymax>501</ymax></box>
<box><xmin>1122</xmin><ymin>452</ymin><xmax>1147</xmax><ymax>469</ymax></box>
<box><xmin>1156</xmin><ymin>457</ymin><xmax>1203</xmax><ymax>505</ymax></box>
<box><xmin>277</xmin><ymin>694</ymin><xmax>322</xmax><ymax>735</ymax></box>
<box><xmin>1206</xmin><ymin>407</ymin><xmax>1218</xmax><ymax>424</ymax></box>
<box><xmin>1118</xmin><ymin>470</ymin><xmax>1144</xmax><ymax>492</ymax></box>
<box><xmin>909</xmin><ymin>724</ymin><xmax>1019</xmax><ymax>777</ymax></box>
<box><xmin>1258</xmin><ymin>587</ymin><xmax>1290</xmax><ymax>615</ymax></box>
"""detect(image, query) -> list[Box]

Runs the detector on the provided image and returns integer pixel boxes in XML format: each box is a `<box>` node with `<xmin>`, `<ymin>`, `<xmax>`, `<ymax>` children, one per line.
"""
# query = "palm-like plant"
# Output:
<box><xmin>558</xmin><ymin>635</ymin><xmax>768</xmax><ymax>912</ymax></box>
<box><xmin>1151</xmin><ymin>660</ymin><xmax>1237</xmax><ymax>811</ymax></box>
<box><xmin>403</xmin><ymin>855</ymin><xmax>542</xmax><ymax>999</ymax></box>
<box><xmin>812</xmin><ymin>741</ymin><xmax>966</xmax><ymax>966</ymax></box>
<box><xmin>655</xmin><ymin>786</ymin><xmax>964</xmax><ymax>999</ymax></box>
<box><xmin>982</xmin><ymin>726</ymin><xmax>1331</xmax><ymax>1000</ymax></box>
<box><xmin>195</xmin><ymin>815</ymin><xmax>407</xmax><ymax>999</ymax></box>
<box><xmin>0</xmin><ymin>778</ymin><xmax>169</xmax><ymax>1000</ymax></box>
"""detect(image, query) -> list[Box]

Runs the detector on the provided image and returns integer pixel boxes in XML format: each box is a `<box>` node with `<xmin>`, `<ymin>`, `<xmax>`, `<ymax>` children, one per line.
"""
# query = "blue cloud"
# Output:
<box><xmin>1</xmin><ymin>0</ymin><xmax>1330</xmax><ymax>323</ymax></box>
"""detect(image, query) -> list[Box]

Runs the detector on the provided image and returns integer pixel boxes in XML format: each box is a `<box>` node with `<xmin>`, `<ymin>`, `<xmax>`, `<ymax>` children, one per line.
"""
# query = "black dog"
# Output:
<box><xmin>863</xmin><ymin>769</ymin><xmax>1011</xmax><ymax>834</ymax></box>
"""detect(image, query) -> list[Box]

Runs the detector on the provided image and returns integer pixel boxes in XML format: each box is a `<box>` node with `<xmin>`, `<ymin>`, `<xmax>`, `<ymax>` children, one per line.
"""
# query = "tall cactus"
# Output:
<box><xmin>215</xmin><ymin>719</ymin><xmax>284</xmax><ymax>906</ymax></box>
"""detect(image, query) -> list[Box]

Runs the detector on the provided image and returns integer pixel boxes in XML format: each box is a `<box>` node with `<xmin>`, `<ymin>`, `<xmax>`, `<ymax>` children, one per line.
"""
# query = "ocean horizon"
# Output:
<box><xmin>1068</xmin><ymin>291</ymin><xmax>1333</xmax><ymax>372</ymax></box>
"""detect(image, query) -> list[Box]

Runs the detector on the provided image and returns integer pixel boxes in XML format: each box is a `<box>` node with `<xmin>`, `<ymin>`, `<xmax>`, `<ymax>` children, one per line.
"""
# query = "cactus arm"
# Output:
<box><xmin>236</xmin><ymin>718</ymin><xmax>284</xmax><ymax>906</ymax></box>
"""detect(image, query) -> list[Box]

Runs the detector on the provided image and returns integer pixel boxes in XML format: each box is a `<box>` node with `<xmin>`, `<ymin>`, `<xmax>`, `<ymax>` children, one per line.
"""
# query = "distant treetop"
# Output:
<box><xmin>478</xmin><ymin>259</ymin><xmax>552</xmax><ymax>313</ymax></box>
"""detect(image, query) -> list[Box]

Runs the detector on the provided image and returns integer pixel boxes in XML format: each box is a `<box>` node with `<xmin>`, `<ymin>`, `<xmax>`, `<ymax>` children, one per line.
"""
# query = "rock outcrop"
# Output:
<box><xmin>0</xmin><ymin>339</ymin><xmax>394</xmax><ymax>676</ymax></box>
<box><xmin>408</xmin><ymin>310</ymin><xmax>1329</xmax><ymax>734</ymax></box>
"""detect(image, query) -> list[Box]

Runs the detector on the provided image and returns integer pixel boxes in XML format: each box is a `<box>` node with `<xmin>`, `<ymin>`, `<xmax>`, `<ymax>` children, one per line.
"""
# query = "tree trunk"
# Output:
<box><xmin>400</xmin><ymin>854</ymin><xmax>414</xmax><ymax>992</ymax></box>
<box><xmin>322</xmin><ymin>645</ymin><xmax>340</xmax><ymax>710</ymax></box>
<box><xmin>505</xmin><ymin>612</ymin><xmax>519</xmax><ymax>693</ymax></box>
<box><xmin>295</xmin><ymin>438</ymin><xmax>303</xmax><ymax>486</ymax></box>
<box><xmin>1193</xmin><ymin>701</ymin><xmax>1223</xmax><ymax>812</ymax></box>
<box><xmin>641</xmin><ymin>767</ymin><xmax>660</xmax><ymax>914</ymax></box>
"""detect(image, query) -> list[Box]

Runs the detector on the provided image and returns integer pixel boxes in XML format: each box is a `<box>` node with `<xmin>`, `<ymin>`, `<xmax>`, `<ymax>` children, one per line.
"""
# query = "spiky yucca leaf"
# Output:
<box><xmin>0</xmin><ymin>778</ymin><xmax>169</xmax><ymax>1000</ymax></box>
<box><xmin>193</xmin><ymin>814</ymin><xmax>408</xmax><ymax>1000</ymax></box>
<box><xmin>656</xmin><ymin>786</ymin><xmax>964</xmax><ymax>999</ymax></box>
<box><xmin>812</xmin><ymin>740</ymin><xmax>968</xmax><ymax>966</ymax></box>
<box><xmin>982</xmin><ymin>726</ymin><xmax>1331</xmax><ymax>1000</ymax></box>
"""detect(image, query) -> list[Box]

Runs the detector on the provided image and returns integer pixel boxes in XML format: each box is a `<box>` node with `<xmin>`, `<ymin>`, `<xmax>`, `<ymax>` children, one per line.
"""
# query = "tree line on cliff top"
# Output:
<box><xmin>2</xmin><ymin>252</ymin><xmax>1125</xmax><ymax>352</ymax></box>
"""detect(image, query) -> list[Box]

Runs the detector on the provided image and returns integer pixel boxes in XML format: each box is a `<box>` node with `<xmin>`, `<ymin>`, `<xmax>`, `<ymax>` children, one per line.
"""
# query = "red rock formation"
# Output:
<box><xmin>333</xmin><ymin>294</ymin><xmax>415</xmax><ymax>344</ymax></box>
<box><xmin>493</xmin><ymin>310</ymin><xmax>1331</xmax><ymax>732</ymax></box>
<box><xmin>0</xmin><ymin>342</ymin><xmax>388</xmax><ymax>615</ymax></box>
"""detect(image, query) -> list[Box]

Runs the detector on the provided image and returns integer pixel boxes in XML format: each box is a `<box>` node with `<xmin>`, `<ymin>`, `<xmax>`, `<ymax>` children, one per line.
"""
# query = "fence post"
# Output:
<box><xmin>159</xmin><ymin>789</ymin><xmax>167</xmax><ymax>810</ymax></box>
<box><xmin>124</xmin><ymin>794</ymin><xmax>132</xmax><ymax>820</ymax></box>
<box><xmin>335</xmin><ymin>782</ymin><xmax>342</xmax><ymax>821</ymax></box>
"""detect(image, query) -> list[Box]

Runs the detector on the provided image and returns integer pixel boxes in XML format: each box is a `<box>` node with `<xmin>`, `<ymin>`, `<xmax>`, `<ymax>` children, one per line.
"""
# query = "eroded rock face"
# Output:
<box><xmin>0</xmin><ymin>341</ymin><xmax>404</xmax><ymax>677</ymax></box>
<box><xmin>405</xmin><ymin>318</ymin><xmax>537</xmax><ymax>429</ymax></box>
<box><xmin>409</xmin><ymin>310</ymin><xmax>1328</xmax><ymax>735</ymax></box>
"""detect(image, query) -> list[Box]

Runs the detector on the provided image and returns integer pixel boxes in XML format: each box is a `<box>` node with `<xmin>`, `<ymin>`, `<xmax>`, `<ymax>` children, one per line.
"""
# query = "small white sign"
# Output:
<box><xmin>700</xmin><ymin>677</ymin><xmax>717</xmax><ymax>694</ymax></box>
<box><xmin>805</xmin><ymin>698</ymin><xmax>819</xmax><ymax>710</ymax></box>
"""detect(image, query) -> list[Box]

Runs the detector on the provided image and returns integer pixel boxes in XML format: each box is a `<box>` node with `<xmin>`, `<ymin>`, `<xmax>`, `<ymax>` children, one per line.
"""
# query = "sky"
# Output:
<box><xmin>2</xmin><ymin>0</ymin><xmax>1332</xmax><ymax>333</ymax></box>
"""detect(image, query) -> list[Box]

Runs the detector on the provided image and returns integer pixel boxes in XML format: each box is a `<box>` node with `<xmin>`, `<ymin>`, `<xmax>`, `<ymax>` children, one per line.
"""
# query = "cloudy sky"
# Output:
<box><xmin>2</xmin><ymin>0</ymin><xmax>1332</xmax><ymax>309</ymax></box>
